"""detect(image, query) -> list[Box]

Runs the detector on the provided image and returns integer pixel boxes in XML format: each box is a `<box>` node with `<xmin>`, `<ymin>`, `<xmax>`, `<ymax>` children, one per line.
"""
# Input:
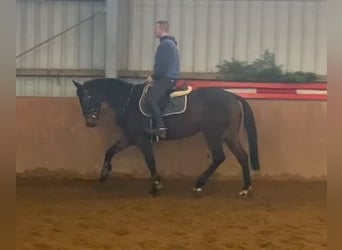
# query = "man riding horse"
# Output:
<box><xmin>145</xmin><ymin>20</ymin><xmax>180</xmax><ymax>139</ymax></box>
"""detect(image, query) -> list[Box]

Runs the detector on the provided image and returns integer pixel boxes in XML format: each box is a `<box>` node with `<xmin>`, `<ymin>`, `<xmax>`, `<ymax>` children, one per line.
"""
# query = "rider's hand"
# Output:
<box><xmin>146</xmin><ymin>75</ymin><xmax>153</xmax><ymax>85</ymax></box>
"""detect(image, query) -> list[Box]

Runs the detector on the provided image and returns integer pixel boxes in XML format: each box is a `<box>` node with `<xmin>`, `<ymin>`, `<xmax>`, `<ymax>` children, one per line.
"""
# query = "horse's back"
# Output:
<box><xmin>186</xmin><ymin>87</ymin><xmax>242</xmax><ymax>127</ymax></box>
<box><xmin>190</xmin><ymin>87</ymin><xmax>240</xmax><ymax>108</ymax></box>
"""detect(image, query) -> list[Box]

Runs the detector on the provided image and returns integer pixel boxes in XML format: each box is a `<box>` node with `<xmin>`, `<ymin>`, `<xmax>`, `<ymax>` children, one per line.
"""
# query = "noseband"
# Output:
<box><xmin>80</xmin><ymin>90</ymin><xmax>100</xmax><ymax>119</ymax></box>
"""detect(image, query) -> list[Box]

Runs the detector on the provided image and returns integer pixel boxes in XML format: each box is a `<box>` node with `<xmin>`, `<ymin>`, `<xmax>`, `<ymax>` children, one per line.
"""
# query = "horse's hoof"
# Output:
<box><xmin>192</xmin><ymin>187</ymin><xmax>203</xmax><ymax>192</ymax></box>
<box><xmin>154</xmin><ymin>181</ymin><xmax>164</xmax><ymax>191</ymax></box>
<box><xmin>192</xmin><ymin>187</ymin><xmax>203</xmax><ymax>197</ymax></box>
<box><xmin>239</xmin><ymin>186</ymin><xmax>252</xmax><ymax>197</ymax></box>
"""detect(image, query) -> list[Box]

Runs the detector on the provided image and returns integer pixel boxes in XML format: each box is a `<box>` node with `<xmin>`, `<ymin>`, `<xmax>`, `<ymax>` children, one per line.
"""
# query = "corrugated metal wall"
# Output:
<box><xmin>121</xmin><ymin>0</ymin><xmax>326</xmax><ymax>75</ymax></box>
<box><xmin>16</xmin><ymin>0</ymin><xmax>326</xmax><ymax>97</ymax></box>
<box><xmin>16</xmin><ymin>0</ymin><xmax>106</xmax><ymax>69</ymax></box>
<box><xmin>16</xmin><ymin>0</ymin><xmax>105</xmax><ymax>96</ymax></box>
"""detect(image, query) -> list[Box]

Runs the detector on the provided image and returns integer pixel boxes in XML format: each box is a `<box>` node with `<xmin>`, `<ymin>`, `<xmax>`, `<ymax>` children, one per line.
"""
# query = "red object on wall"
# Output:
<box><xmin>176</xmin><ymin>80</ymin><xmax>327</xmax><ymax>101</ymax></box>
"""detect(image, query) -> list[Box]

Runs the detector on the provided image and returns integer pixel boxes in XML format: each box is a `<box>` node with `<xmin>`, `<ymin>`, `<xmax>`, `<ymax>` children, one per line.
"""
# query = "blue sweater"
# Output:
<box><xmin>151</xmin><ymin>36</ymin><xmax>180</xmax><ymax>80</ymax></box>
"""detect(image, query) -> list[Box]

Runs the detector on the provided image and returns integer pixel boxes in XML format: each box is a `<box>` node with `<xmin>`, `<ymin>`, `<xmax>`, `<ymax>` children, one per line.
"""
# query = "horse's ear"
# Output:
<box><xmin>72</xmin><ymin>80</ymin><xmax>83</xmax><ymax>89</ymax></box>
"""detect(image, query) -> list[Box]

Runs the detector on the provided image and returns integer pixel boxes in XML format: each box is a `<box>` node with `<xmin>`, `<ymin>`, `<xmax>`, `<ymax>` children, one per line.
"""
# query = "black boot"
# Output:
<box><xmin>145</xmin><ymin>102</ymin><xmax>168</xmax><ymax>138</ymax></box>
<box><xmin>145</xmin><ymin>122</ymin><xmax>167</xmax><ymax>139</ymax></box>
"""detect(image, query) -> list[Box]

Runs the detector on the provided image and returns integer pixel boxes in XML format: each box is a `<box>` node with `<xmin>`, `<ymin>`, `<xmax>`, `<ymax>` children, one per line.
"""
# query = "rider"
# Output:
<box><xmin>145</xmin><ymin>20</ymin><xmax>180</xmax><ymax>138</ymax></box>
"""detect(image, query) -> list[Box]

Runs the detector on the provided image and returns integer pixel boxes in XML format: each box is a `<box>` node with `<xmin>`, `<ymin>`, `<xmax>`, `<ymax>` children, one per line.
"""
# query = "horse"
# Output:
<box><xmin>72</xmin><ymin>78</ymin><xmax>260</xmax><ymax>197</ymax></box>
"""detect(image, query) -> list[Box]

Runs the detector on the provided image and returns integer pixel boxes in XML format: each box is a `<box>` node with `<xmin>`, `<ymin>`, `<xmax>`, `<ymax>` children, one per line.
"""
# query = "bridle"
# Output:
<box><xmin>80</xmin><ymin>82</ymin><xmax>140</xmax><ymax>124</ymax></box>
<box><xmin>80</xmin><ymin>89</ymin><xmax>100</xmax><ymax>119</ymax></box>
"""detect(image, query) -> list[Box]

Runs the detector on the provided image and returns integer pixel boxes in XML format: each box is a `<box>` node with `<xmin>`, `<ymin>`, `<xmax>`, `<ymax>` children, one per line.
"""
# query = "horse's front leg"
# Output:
<box><xmin>99</xmin><ymin>136</ymin><xmax>131</xmax><ymax>182</ymax></box>
<box><xmin>136</xmin><ymin>137</ymin><xmax>163</xmax><ymax>196</ymax></box>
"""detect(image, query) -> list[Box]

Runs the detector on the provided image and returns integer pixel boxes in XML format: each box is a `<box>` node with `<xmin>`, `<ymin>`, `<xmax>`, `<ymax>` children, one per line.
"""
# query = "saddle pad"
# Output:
<box><xmin>139</xmin><ymin>85</ymin><xmax>188</xmax><ymax>117</ymax></box>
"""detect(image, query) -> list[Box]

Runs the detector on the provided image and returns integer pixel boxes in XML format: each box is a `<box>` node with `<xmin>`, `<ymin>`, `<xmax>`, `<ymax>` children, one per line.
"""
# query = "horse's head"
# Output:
<box><xmin>73</xmin><ymin>80</ymin><xmax>102</xmax><ymax>128</ymax></box>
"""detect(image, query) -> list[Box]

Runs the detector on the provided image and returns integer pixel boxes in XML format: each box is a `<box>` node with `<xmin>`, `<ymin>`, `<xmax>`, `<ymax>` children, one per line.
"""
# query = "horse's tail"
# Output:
<box><xmin>234</xmin><ymin>94</ymin><xmax>260</xmax><ymax>171</ymax></box>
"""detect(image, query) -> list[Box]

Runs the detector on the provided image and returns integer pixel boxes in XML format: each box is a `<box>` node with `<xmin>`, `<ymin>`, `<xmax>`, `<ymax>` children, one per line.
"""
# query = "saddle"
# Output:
<box><xmin>139</xmin><ymin>82</ymin><xmax>192</xmax><ymax>142</ymax></box>
<box><xmin>139</xmin><ymin>83</ymin><xmax>192</xmax><ymax>118</ymax></box>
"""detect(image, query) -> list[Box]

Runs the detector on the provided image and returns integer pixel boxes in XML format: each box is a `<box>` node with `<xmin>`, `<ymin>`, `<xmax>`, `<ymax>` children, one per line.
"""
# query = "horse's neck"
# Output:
<box><xmin>103</xmin><ymin>84</ymin><xmax>133</xmax><ymax>114</ymax></box>
<box><xmin>128</xmin><ymin>84</ymin><xmax>144</xmax><ymax>107</ymax></box>
<box><xmin>107</xmin><ymin>84</ymin><xmax>143</xmax><ymax>115</ymax></box>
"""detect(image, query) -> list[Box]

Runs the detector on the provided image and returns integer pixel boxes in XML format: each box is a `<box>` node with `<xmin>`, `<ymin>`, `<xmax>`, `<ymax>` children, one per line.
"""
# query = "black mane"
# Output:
<box><xmin>83</xmin><ymin>78</ymin><xmax>133</xmax><ymax>93</ymax></box>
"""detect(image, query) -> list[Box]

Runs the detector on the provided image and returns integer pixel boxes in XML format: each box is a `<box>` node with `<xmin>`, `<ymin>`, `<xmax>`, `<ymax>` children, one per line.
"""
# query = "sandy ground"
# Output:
<box><xmin>16</xmin><ymin>177</ymin><xmax>326</xmax><ymax>250</ymax></box>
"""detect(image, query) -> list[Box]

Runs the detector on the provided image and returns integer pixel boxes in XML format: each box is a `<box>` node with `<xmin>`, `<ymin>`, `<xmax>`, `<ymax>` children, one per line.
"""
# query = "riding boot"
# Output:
<box><xmin>145</xmin><ymin>102</ymin><xmax>167</xmax><ymax>138</ymax></box>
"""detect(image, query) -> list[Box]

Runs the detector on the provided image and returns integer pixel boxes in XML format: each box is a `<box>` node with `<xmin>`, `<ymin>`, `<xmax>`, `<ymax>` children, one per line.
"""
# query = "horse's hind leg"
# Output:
<box><xmin>194</xmin><ymin>129</ymin><xmax>226</xmax><ymax>192</ymax></box>
<box><xmin>99</xmin><ymin>136</ymin><xmax>132</xmax><ymax>182</ymax></box>
<box><xmin>224</xmin><ymin>137</ymin><xmax>252</xmax><ymax>196</ymax></box>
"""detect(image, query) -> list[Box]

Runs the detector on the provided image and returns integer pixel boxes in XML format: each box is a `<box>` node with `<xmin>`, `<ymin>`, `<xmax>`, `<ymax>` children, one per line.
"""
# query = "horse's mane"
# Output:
<box><xmin>83</xmin><ymin>78</ymin><xmax>133</xmax><ymax>93</ymax></box>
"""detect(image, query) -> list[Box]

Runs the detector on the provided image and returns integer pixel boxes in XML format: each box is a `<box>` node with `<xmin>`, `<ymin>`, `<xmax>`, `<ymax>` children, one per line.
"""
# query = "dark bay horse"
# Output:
<box><xmin>72</xmin><ymin>78</ymin><xmax>260</xmax><ymax>196</ymax></box>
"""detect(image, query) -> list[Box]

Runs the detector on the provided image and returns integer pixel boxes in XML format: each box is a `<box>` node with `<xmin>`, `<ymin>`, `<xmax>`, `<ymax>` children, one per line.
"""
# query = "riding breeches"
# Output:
<box><xmin>145</xmin><ymin>78</ymin><xmax>177</xmax><ymax>127</ymax></box>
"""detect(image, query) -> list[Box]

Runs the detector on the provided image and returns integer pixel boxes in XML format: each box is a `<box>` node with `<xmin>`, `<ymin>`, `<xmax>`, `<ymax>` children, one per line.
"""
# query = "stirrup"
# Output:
<box><xmin>145</xmin><ymin>127</ymin><xmax>167</xmax><ymax>134</ymax></box>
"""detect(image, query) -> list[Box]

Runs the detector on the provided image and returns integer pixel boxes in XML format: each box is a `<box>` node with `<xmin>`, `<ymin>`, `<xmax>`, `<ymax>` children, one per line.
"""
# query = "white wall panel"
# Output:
<box><xmin>127</xmin><ymin>0</ymin><xmax>142</xmax><ymax>70</ymax></box>
<box><xmin>221</xmin><ymin>0</ymin><xmax>236</xmax><ymax>64</ymax></box>
<box><xmin>274</xmin><ymin>1</ymin><xmax>290</xmax><ymax>71</ymax></box>
<box><xmin>207</xmin><ymin>0</ymin><xmax>222</xmax><ymax>71</ymax></box>
<box><xmin>179</xmin><ymin>0</ymin><xmax>195</xmax><ymax>72</ymax></box>
<box><xmin>315</xmin><ymin>1</ymin><xmax>326</xmax><ymax>74</ymax></box>
<box><xmin>140</xmin><ymin>0</ymin><xmax>155</xmax><ymax>70</ymax></box>
<box><xmin>193</xmin><ymin>0</ymin><xmax>209</xmax><ymax>72</ymax></box>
